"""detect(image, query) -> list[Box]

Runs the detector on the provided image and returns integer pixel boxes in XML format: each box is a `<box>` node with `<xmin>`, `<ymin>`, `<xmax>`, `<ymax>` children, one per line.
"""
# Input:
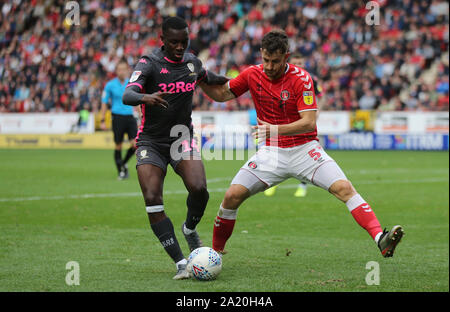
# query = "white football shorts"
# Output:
<box><xmin>231</xmin><ymin>140</ymin><xmax>348</xmax><ymax>195</ymax></box>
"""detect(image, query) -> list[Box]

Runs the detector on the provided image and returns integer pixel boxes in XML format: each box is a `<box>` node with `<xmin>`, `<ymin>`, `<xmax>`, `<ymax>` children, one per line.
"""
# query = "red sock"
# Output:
<box><xmin>351</xmin><ymin>203</ymin><xmax>383</xmax><ymax>240</ymax></box>
<box><xmin>212</xmin><ymin>216</ymin><xmax>236</xmax><ymax>252</ymax></box>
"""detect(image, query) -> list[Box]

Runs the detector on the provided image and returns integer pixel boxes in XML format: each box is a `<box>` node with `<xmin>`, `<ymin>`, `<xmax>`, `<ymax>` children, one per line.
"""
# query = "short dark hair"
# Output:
<box><xmin>116</xmin><ymin>58</ymin><xmax>128</xmax><ymax>68</ymax></box>
<box><xmin>117</xmin><ymin>58</ymin><xmax>128</xmax><ymax>65</ymax></box>
<box><xmin>261</xmin><ymin>30</ymin><xmax>289</xmax><ymax>54</ymax></box>
<box><xmin>162</xmin><ymin>16</ymin><xmax>188</xmax><ymax>33</ymax></box>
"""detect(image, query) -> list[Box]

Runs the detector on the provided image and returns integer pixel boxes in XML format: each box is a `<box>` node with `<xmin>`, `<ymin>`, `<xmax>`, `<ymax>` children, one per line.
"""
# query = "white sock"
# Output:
<box><xmin>218</xmin><ymin>204</ymin><xmax>238</xmax><ymax>220</ymax></box>
<box><xmin>345</xmin><ymin>194</ymin><xmax>365</xmax><ymax>212</ymax></box>
<box><xmin>183</xmin><ymin>223</ymin><xmax>195</xmax><ymax>235</ymax></box>
<box><xmin>176</xmin><ymin>258</ymin><xmax>187</xmax><ymax>268</ymax></box>
<box><xmin>374</xmin><ymin>232</ymin><xmax>383</xmax><ymax>244</ymax></box>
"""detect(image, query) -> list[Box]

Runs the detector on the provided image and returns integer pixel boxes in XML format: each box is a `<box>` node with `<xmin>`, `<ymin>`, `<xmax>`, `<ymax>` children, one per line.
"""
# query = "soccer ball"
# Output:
<box><xmin>187</xmin><ymin>247</ymin><xmax>222</xmax><ymax>281</ymax></box>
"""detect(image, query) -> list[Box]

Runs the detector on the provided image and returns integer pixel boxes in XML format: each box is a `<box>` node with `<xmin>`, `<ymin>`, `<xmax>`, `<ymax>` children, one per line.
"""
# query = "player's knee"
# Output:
<box><xmin>186</xmin><ymin>187</ymin><xmax>209</xmax><ymax>217</ymax></box>
<box><xmin>223</xmin><ymin>187</ymin><xmax>248</xmax><ymax>209</ymax></box>
<box><xmin>188</xmin><ymin>183</ymin><xmax>208</xmax><ymax>198</ymax></box>
<box><xmin>198</xmin><ymin>187</ymin><xmax>209</xmax><ymax>204</ymax></box>
<box><xmin>143</xmin><ymin>192</ymin><xmax>163</xmax><ymax>206</ymax></box>
<box><xmin>187</xmin><ymin>184</ymin><xmax>209</xmax><ymax>208</ymax></box>
<box><xmin>329</xmin><ymin>179</ymin><xmax>355</xmax><ymax>202</ymax></box>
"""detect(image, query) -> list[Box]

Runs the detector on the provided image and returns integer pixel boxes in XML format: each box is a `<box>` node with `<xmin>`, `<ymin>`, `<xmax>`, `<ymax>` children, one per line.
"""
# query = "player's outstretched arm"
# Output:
<box><xmin>198</xmin><ymin>82</ymin><xmax>236</xmax><ymax>102</ymax></box>
<box><xmin>198</xmin><ymin>70</ymin><xmax>235</xmax><ymax>103</ymax></box>
<box><xmin>203</xmin><ymin>70</ymin><xmax>230</xmax><ymax>85</ymax></box>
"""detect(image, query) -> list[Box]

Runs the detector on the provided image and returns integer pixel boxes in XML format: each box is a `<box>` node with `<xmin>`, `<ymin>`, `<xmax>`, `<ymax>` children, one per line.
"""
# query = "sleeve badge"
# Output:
<box><xmin>303</xmin><ymin>91</ymin><xmax>314</xmax><ymax>105</ymax></box>
<box><xmin>130</xmin><ymin>71</ymin><xmax>142</xmax><ymax>82</ymax></box>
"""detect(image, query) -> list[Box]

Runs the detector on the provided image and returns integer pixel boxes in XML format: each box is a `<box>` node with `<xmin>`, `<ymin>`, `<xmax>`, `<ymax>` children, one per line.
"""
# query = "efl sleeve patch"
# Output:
<box><xmin>129</xmin><ymin>71</ymin><xmax>142</xmax><ymax>82</ymax></box>
<box><xmin>303</xmin><ymin>91</ymin><xmax>314</xmax><ymax>105</ymax></box>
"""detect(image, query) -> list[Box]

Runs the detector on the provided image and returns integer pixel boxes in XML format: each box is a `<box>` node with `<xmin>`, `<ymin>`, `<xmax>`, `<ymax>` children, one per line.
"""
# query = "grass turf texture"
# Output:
<box><xmin>0</xmin><ymin>149</ymin><xmax>448</xmax><ymax>292</ymax></box>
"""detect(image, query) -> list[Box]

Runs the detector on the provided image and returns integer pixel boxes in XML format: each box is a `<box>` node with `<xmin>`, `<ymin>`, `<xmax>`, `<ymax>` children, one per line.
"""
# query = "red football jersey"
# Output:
<box><xmin>228</xmin><ymin>63</ymin><xmax>318</xmax><ymax>148</ymax></box>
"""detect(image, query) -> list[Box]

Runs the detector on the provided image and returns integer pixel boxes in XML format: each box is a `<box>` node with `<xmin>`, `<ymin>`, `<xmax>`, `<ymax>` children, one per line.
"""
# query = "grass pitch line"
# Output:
<box><xmin>0</xmin><ymin>188</ymin><xmax>227</xmax><ymax>203</ymax></box>
<box><xmin>0</xmin><ymin>177</ymin><xmax>447</xmax><ymax>203</ymax></box>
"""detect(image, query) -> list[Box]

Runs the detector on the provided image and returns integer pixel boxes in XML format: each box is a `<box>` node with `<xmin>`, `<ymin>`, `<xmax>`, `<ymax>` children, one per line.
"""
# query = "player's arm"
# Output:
<box><xmin>122</xmin><ymin>56</ymin><xmax>170</xmax><ymax>108</ymax></box>
<box><xmin>123</xmin><ymin>87</ymin><xmax>170</xmax><ymax>108</ymax></box>
<box><xmin>197</xmin><ymin>68</ymin><xmax>235</xmax><ymax>102</ymax></box>
<box><xmin>100</xmin><ymin>83</ymin><xmax>111</xmax><ymax>130</ymax></box>
<box><xmin>253</xmin><ymin>73</ymin><xmax>318</xmax><ymax>139</ymax></box>
<box><xmin>253</xmin><ymin>111</ymin><xmax>316</xmax><ymax>140</ymax></box>
<box><xmin>199</xmin><ymin>67</ymin><xmax>251</xmax><ymax>102</ymax></box>
<box><xmin>275</xmin><ymin>110</ymin><xmax>317</xmax><ymax>135</ymax></box>
<box><xmin>277</xmin><ymin>73</ymin><xmax>318</xmax><ymax>135</ymax></box>
<box><xmin>100</xmin><ymin>102</ymin><xmax>108</xmax><ymax>130</ymax></box>
<box><xmin>198</xmin><ymin>81</ymin><xmax>236</xmax><ymax>102</ymax></box>
<box><xmin>194</xmin><ymin>57</ymin><xmax>234</xmax><ymax>102</ymax></box>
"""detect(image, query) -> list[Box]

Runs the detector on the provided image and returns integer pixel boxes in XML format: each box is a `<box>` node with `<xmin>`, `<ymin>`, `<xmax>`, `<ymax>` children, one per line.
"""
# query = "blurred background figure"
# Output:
<box><xmin>100</xmin><ymin>59</ymin><xmax>138</xmax><ymax>180</ymax></box>
<box><xmin>70</xmin><ymin>103</ymin><xmax>90</xmax><ymax>133</ymax></box>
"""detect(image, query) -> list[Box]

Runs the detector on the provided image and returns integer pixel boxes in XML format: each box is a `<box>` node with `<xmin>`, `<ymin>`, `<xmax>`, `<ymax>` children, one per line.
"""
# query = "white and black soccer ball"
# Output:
<box><xmin>187</xmin><ymin>247</ymin><xmax>222</xmax><ymax>281</ymax></box>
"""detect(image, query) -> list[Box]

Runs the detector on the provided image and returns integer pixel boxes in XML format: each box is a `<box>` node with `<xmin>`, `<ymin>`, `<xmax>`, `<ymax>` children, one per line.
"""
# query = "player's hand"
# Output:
<box><xmin>142</xmin><ymin>92</ymin><xmax>171</xmax><ymax>108</ymax></box>
<box><xmin>100</xmin><ymin>121</ymin><xmax>107</xmax><ymax>131</ymax></box>
<box><xmin>252</xmin><ymin>118</ymin><xmax>278</xmax><ymax>141</ymax></box>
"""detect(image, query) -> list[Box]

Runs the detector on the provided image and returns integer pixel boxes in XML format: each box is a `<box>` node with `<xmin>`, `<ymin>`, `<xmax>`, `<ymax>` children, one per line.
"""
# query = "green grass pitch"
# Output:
<box><xmin>0</xmin><ymin>148</ymin><xmax>448</xmax><ymax>292</ymax></box>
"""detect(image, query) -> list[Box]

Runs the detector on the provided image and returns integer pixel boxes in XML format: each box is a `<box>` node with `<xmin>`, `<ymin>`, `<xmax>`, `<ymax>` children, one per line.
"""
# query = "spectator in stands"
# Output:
<box><xmin>0</xmin><ymin>0</ymin><xmax>448</xmax><ymax>113</ymax></box>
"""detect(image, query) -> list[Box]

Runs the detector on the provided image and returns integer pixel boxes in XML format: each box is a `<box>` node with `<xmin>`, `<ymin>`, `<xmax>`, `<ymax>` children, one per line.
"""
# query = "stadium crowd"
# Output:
<box><xmin>0</xmin><ymin>0</ymin><xmax>448</xmax><ymax>114</ymax></box>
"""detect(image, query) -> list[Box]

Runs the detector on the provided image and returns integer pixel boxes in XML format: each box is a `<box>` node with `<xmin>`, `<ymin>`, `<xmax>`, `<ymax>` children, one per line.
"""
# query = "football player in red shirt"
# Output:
<box><xmin>200</xmin><ymin>30</ymin><xmax>403</xmax><ymax>258</ymax></box>
<box><xmin>263</xmin><ymin>53</ymin><xmax>324</xmax><ymax>198</ymax></box>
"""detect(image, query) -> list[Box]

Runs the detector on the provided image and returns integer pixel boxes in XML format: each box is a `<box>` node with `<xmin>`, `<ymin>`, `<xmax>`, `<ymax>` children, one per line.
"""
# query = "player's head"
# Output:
<box><xmin>289</xmin><ymin>53</ymin><xmax>303</xmax><ymax>67</ymax></box>
<box><xmin>161</xmin><ymin>16</ymin><xmax>189</xmax><ymax>62</ymax></box>
<box><xmin>116</xmin><ymin>59</ymin><xmax>129</xmax><ymax>81</ymax></box>
<box><xmin>260</xmin><ymin>29</ymin><xmax>290</xmax><ymax>80</ymax></box>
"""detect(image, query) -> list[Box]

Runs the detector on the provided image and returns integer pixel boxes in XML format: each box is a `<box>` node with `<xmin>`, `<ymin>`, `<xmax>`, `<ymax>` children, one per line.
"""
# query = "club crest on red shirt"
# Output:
<box><xmin>280</xmin><ymin>90</ymin><xmax>290</xmax><ymax>101</ymax></box>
